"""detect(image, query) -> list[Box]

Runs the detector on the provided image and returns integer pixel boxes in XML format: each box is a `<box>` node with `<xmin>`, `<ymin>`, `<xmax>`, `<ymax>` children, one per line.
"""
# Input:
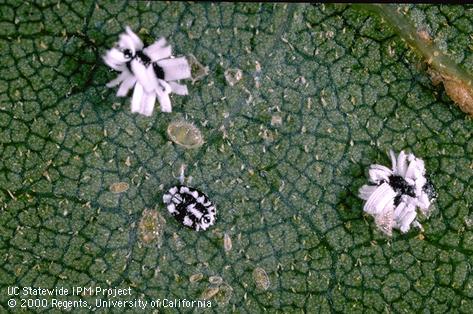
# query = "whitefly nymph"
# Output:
<box><xmin>359</xmin><ymin>150</ymin><xmax>437</xmax><ymax>236</ymax></box>
<box><xmin>163</xmin><ymin>185</ymin><xmax>216</xmax><ymax>231</ymax></box>
<box><xmin>103</xmin><ymin>26</ymin><xmax>191</xmax><ymax>116</ymax></box>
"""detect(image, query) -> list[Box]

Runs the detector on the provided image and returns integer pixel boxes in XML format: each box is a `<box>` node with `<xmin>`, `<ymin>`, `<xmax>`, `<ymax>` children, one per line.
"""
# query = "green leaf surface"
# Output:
<box><xmin>1</xmin><ymin>2</ymin><xmax>472</xmax><ymax>313</ymax></box>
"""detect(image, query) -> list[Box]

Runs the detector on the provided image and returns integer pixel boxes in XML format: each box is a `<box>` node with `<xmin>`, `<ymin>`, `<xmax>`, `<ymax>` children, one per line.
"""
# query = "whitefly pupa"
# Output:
<box><xmin>214</xmin><ymin>282</ymin><xmax>233</xmax><ymax>306</ymax></box>
<box><xmin>200</xmin><ymin>277</ymin><xmax>233</xmax><ymax>306</ymax></box>
<box><xmin>201</xmin><ymin>286</ymin><xmax>219</xmax><ymax>300</ymax></box>
<box><xmin>138</xmin><ymin>209</ymin><xmax>166</xmax><ymax>246</ymax></box>
<box><xmin>109</xmin><ymin>182</ymin><xmax>129</xmax><ymax>193</ymax></box>
<box><xmin>167</xmin><ymin>120</ymin><xmax>204</xmax><ymax>149</ymax></box>
<box><xmin>189</xmin><ymin>273</ymin><xmax>204</xmax><ymax>283</ymax></box>
<box><xmin>209</xmin><ymin>276</ymin><xmax>223</xmax><ymax>285</ymax></box>
<box><xmin>223</xmin><ymin>233</ymin><xmax>232</xmax><ymax>252</ymax></box>
<box><xmin>253</xmin><ymin>267</ymin><xmax>270</xmax><ymax>290</ymax></box>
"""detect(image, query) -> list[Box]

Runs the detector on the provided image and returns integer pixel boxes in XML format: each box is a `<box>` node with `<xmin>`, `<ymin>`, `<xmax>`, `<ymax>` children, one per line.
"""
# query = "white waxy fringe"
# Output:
<box><xmin>103</xmin><ymin>26</ymin><xmax>191</xmax><ymax>116</ymax></box>
<box><xmin>359</xmin><ymin>150</ymin><xmax>436</xmax><ymax>236</ymax></box>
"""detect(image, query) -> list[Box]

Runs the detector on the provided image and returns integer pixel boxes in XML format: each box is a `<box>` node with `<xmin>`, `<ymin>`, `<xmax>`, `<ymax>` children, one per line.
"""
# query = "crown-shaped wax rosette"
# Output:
<box><xmin>103</xmin><ymin>26</ymin><xmax>191</xmax><ymax>116</ymax></box>
<box><xmin>358</xmin><ymin>150</ymin><xmax>437</xmax><ymax>236</ymax></box>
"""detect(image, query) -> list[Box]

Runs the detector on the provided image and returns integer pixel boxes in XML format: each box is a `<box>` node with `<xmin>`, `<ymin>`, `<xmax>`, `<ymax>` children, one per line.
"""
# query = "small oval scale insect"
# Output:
<box><xmin>163</xmin><ymin>185</ymin><xmax>216</xmax><ymax>231</ymax></box>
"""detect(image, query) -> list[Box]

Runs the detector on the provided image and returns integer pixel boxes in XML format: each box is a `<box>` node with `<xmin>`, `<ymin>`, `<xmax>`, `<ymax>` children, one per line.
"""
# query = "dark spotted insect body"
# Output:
<box><xmin>422</xmin><ymin>175</ymin><xmax>437</xmax><ymax>201</ymax></box>
<box><xmin>123</xmin><ymin>49</ymin><xmax>133</xmax><ymax>59</ymax></box>
<box><xmin>388</xmin><ymin>175</ymin><xmax>415</xmax><ymax>197</ymax></box>
<box><xmin>135</xmin><ymin>50</ymin><xmax>151</xmax><ymax>66</ymax></box>
<box><xmin>122</xmin><ymin>48</ymin><xmax>166</xmax><ymax>85</ymax></box>
<box><xmin>387</xmin><ymin>175</ymin><xmax>415</xmax><ymax>206</ymax></box>
<box><xmin>163</xmin><ymin>185</ymin><xmax>216</xmax><ymax>231</ymax></box>
<box><xmin>385</xmin><ymin>174</ymin><xmax>436</xmax><ymax>207</ymax></box>
<box><xmin>153</xmin><ymin>63</ymin><xmax>165</xmax><ymax>80</ymax></box>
